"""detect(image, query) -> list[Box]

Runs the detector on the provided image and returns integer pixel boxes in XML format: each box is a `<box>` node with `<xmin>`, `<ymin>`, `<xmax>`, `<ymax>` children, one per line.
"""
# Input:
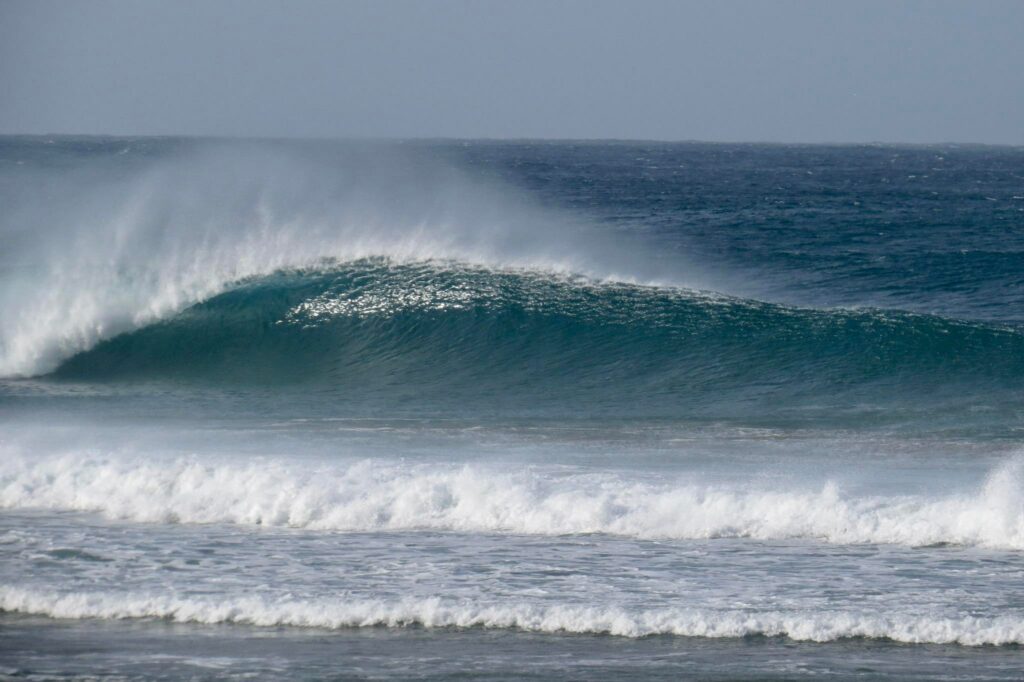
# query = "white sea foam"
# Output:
<box><xmin>2</xmin><ymin>450</ymin><xmax>1021</xmax><ymax>549</ymax></box>
<box><xmin>2</xmin><ymin>586</ymin><xmax>1021</xmax><ymax>645</ymax></box>
<box><xmin>0</xmin><ymin>143</ymin><xmax>679</xmax><ymax>378</ymax></box>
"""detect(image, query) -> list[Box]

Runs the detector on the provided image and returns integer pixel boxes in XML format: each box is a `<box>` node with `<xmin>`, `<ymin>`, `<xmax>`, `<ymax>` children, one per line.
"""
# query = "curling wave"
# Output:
<box><xmin>4</xmin><ymin>138</ymin><xmax>1022</xmax><ymax>423</ymax></box>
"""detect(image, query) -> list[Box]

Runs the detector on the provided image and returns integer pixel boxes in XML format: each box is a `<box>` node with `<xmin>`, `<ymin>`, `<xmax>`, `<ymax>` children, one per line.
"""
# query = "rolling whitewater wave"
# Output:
<box><xmin>3</xmin><ymin>586</ymin><xmax>1022</xmax><ymax>645</ymax></box>
<box><xmin>3</xmin><ymin>452</ymin><xmax>1022</xmax><ymax>549</ymax></box>
<box><xmin>39</xmin><ymin>260</ymin><xmax>1024</xmax><ymax>417</ymax></box>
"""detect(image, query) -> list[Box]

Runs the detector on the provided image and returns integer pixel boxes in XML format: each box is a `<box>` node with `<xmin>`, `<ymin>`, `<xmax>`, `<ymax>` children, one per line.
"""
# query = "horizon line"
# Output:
<box><xmin>2</xmin><ymin>131</ymin><xmax>1022</xmax><ymax>149</ymax></box>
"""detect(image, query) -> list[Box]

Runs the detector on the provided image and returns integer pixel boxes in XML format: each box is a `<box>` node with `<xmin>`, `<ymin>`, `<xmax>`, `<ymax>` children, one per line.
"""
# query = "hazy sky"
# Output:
<box><xmin>2</xmin><ymin>0</ymin><xmax>1022</xmax><ymax>143</ymax></box>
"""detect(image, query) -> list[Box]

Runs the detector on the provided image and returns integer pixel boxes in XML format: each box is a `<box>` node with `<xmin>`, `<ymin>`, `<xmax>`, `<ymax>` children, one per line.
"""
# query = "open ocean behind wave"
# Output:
<box><xmin>2</xmin><ymin>136</ymin><xmax>1024</xmax><ymax>680</ymax></box>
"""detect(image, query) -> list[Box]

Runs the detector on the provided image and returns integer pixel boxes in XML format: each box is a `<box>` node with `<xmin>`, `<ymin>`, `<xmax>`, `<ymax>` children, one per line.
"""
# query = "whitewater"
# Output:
<box><xmin>2</xmin><ymin>136</ymin><xmax>1024</xmax><ymax>680</ymax></box>
<box><xmin>3</xmin><ymin>450</ymin><xmax>1024</xmax><ymax>549</ymax></box>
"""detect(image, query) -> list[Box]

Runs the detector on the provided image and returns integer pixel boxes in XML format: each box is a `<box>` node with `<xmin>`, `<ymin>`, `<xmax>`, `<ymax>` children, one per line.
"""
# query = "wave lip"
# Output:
<box><xmin>2</xmin><ymin>586</ymin><xmax>1021</xmax><ymax>646</ymax></box>
<box><xmin>3</xmin><ymin>453</ymin><xmax>1023</xmax><ymax>550</ymax></box>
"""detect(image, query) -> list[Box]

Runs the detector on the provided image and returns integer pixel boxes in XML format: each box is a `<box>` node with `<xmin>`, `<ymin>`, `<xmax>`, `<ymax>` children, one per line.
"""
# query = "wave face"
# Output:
<box><xmin>46</xmin><ymin>260</ymin><xmax>1024</xmax><ymax>419</ymax></box>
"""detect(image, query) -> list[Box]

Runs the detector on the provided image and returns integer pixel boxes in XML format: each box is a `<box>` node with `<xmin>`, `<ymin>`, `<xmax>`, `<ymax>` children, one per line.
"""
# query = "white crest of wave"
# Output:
<box><xmin>2</xmin><ymin>451</ymin><xmax>1022</xmax><ymax>550</ymax></box>
<box><xmin>2</xmin><ymin>586</ymin><xmax>1022</xmax><ymax>645</ymax></box>
<box><xmin>0</xmin><ymin>142</ymin><xmax>671</xmax><ymax>378</ymax></box>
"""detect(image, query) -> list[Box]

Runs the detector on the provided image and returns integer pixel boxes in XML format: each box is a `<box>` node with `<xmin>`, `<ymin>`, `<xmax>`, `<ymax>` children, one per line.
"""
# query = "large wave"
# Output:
<box><xmin>3</xmin><ymin>139</ymin><xmax>1022</xmax><ymax>419</ymax></box>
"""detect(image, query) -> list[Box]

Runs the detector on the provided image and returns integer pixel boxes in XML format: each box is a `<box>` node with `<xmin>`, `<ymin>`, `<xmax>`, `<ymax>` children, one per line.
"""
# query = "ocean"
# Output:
<box><xmin>1</xmin><ymin>136</ymin><xmax>1023</xmax><ymax>680</ymax></box>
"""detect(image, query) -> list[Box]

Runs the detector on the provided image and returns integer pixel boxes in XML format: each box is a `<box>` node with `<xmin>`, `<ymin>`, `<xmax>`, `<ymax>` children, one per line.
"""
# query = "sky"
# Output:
<box><xmin>1</xmin><ymin>0</ymin><xmax>1022</xmax><ymax>144</ymax></box>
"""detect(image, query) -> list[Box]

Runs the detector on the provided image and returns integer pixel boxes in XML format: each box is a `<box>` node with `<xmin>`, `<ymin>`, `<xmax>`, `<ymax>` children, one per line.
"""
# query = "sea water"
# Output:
<box><xmin>1</xmin><ymin>137</ymin><xmax>1023</xmax><ymax>679</ymax></box>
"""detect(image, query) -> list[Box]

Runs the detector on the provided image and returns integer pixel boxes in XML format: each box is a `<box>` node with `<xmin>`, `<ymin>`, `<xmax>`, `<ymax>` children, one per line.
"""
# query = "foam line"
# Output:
<box><xmin>2</xmin><ymin>586</ymin><xmax>1021</xmax><ymax>645</ymax></box>
<box><xmin>2</xmin><ymin>452</ymin><xmax>1022</xmax><ymax>549</ymax></box>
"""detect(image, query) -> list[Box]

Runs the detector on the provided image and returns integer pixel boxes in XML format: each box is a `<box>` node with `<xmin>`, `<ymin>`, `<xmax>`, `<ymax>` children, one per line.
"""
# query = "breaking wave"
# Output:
<box><xmin>3</xmin><ymin>139</ymin><xmax>1021</xmax><ymax>423</ymax></box>
<box><xmin>3</xmin><ymin>453</ymin><xmax>1022</xmax><ymax>549</ymax></box>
